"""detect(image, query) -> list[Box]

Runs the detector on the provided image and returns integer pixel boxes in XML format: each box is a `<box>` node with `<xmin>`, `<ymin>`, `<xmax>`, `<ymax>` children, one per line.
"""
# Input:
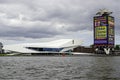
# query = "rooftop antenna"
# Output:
<box><xmin>96</xmin><ymin>8</ymin><xmax>112</xmax><ymax>16</ymax></box>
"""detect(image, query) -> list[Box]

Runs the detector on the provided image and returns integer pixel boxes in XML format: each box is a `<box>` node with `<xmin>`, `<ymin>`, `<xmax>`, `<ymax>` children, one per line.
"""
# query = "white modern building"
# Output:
<box><xmin>3</xmin><ymin>39</ymin><xmax>82</xmax><ymax>54</ymax></box>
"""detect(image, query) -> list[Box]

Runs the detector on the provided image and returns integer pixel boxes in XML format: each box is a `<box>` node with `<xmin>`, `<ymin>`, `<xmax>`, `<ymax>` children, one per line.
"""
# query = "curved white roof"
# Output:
<box><xmin>3</xmin><ymin>39</ymin><xmax>82</xmax><ymax>53</ymax></box>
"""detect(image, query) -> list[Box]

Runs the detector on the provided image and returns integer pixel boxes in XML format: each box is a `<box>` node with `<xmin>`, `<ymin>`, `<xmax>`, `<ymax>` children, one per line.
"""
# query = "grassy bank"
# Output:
<box><xmin>0</xmin><ymin>53</ymin><xmax>9</xmax><ymax>56</ymax></box>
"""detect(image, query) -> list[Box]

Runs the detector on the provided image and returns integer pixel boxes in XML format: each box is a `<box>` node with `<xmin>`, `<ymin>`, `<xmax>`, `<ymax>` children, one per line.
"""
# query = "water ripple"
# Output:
<box><xmin>0</xmin><ymin>56</ymin><xmax>120</xmax><ymax>80</ymax></box>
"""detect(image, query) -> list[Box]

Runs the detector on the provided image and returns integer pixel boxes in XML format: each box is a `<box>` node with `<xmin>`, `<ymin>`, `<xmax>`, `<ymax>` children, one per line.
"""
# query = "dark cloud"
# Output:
<box><xmin>0</xmin><ymin>25</ymin><xmax>64</xmax><ymax>39</ymax></box>
<box><xmin>0</xmin><ymin>0</ymin><xmax>120</xmax><ymax>41</ymax></box>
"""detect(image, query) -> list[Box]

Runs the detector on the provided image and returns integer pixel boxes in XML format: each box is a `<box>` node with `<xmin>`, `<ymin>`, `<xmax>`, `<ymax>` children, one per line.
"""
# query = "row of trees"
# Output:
<box><xmin>114</xmin><ymin>45</ymin><xmax>120</xmax><ymax>50</ymax></box>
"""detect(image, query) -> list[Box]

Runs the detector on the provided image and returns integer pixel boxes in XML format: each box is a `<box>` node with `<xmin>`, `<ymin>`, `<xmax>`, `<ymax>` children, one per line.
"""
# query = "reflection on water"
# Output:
<box><xmin>86</xmin><ymin>57</ymin><xmax>120</xmax><ymax>80</ymax></box>
<box><xmin>0</xmin><ymin>56</ymin><xmax>120</xmax><ymax>80</ymax></box>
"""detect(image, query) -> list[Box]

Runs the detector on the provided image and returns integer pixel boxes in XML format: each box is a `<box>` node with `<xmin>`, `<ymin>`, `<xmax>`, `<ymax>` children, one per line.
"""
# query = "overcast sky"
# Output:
<box><xmin>0</xmin><ymin>0</ymin><xmax>120</xmax><ymax>46</ymax></box>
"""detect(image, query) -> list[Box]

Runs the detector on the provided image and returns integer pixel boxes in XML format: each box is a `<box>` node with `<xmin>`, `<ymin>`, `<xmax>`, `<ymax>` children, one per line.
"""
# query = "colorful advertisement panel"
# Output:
<box><xmin>94</xmin><ymin>16</ymin><xmax>108</xmax><ymax>44</ymax></box>
<box><xmin>95</xmin><ymin>26</ymin><xmax>107</xmax><ymax>39</ymax></box>
<box><xmin>108</xmin><ymin>16</ymin><xmax>114</xmax><ymax>44</ymax></box>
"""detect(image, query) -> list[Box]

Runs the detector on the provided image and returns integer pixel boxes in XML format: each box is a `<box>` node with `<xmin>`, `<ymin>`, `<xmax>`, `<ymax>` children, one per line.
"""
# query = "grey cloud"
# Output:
<box><xmin>0</xmin><ymin>0</ymin><xmax>120</xmax><ymax>40</ymax></box>
<box><xmin>0</xmin><ymin>24</ymin><xmax>65</xmax><ymax>39</ymax></box>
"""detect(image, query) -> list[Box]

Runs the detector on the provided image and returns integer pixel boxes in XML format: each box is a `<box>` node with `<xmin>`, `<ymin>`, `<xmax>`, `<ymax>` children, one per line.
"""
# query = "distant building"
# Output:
<box><xmin>73</xmin><ymin>46</ymin><xmax>94</xmax><ymax>53</ymax></box>
<box><xmin>0</xmin><ymin>42</ymin><xmax>3</xmax><ymax>53</ymax></box>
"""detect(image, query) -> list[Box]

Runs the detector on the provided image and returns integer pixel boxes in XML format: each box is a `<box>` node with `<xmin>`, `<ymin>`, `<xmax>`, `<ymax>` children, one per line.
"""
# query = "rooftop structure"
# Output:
<box><xmin>96</xmin><ymin>9</ymin><xmax>112</xmax><ymax>16</ymax></box>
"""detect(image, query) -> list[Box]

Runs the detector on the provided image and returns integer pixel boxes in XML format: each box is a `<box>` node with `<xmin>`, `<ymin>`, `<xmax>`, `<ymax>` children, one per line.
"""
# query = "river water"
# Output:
<box><xmin>0</xmin><ymin>56</ymin><xmax>120</xmax><ymax>80</ymax></box>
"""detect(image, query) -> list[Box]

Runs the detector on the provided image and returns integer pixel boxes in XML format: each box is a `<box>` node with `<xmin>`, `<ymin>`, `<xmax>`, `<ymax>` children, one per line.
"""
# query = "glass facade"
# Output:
<box><xmin>26</xmin><ymin>47</ymin><xmax>63</xmax><ymax>52</ymax></box>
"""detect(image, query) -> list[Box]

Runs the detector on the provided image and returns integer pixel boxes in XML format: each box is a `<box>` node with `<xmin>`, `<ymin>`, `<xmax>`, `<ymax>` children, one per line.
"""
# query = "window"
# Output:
<box><xmin>26</xmin><ymin>47</ymin><xmax>63</xmax><ymax>52</ymax></box>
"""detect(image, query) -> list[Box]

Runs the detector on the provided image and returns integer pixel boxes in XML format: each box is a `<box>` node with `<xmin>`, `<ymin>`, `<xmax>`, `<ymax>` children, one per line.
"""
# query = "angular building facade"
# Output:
<box><xmin>3</xmin><ymin>39</ymin><xmax>82</xmax><ymax>54</ymax></box>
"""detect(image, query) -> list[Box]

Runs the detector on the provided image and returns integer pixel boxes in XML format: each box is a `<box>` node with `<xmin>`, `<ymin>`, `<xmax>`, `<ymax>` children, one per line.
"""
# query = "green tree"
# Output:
<box><xmin>115</xmin><ymin>45</ymin><xmax>120</xmax><ymax>50</ymax></box>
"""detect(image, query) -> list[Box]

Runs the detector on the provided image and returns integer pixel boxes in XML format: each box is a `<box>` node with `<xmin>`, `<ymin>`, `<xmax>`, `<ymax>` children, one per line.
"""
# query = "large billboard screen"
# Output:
<box><xmin>94</xmin><ymin>16</ymin><xmax>108</xmax><ymax>44</ymax></box>
<box><xmin>95</xmin><ymin>26</ymin><xmax>107</xmax><ymax>39</ymax></box>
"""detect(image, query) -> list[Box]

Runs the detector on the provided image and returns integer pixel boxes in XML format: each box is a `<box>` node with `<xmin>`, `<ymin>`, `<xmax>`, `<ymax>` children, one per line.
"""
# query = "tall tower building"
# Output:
<box><xmin>94</xmin><ymin>9</ymin><xmax>115</xmax><ymax>54</ymax></box>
